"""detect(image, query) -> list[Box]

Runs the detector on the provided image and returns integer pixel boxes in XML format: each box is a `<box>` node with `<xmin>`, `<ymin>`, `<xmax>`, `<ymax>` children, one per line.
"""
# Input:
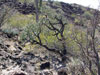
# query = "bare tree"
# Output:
<box><xmin>72</xmin><ymin>9</ymin><xmax>100</xmax><ymax>75</ymax></box>
<box><xmin>91</xmin><ymin>10</ymin><xmax>100</xmax><ymax>75</ymax></box>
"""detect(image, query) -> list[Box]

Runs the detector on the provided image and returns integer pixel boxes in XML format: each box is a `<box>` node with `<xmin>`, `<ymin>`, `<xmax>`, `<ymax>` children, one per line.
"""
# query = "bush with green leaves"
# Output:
<box><xmin>20</xmin><ymin>5</ymin><xmax>83</xmax><ymax>62</ymax></box>
<box><xmin>83</xmin><ymin>11</ymin><xmax>93</xmax><ymax>19</ymax></box>
<box><xmin>2</xmin><ymin>28</ymin><xmax>19</xmax><ymax>37</ymax></box>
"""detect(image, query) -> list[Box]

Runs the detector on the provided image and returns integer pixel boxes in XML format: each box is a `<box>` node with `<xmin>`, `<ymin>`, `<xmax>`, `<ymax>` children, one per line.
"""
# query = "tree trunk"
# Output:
<box><xmin>35</xmin><ymin>0</ymin><xmax>39</xmax><ymax>22</ymax></box>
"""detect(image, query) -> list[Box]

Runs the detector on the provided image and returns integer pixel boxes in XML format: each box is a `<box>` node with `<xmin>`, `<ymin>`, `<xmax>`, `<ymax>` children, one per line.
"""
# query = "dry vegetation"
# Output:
<box><xmin>0</xmin><ymin>0</ymin><xmax>100</xmax><ymax>75</ymax></box>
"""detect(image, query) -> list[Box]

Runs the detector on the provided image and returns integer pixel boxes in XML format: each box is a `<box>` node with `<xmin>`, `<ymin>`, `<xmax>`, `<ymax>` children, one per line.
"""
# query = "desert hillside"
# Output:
<box><xmin>0</xmin><ymin>0</ymin><xmax>100</xmax><ymax>75</ymax></box>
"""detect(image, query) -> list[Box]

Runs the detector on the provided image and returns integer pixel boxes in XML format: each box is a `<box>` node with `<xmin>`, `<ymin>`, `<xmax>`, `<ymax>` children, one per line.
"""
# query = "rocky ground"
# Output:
<box><xmin>0</xmin><ymin>31</ymin><xmax>86</xmax><ymax>75</ymax></box>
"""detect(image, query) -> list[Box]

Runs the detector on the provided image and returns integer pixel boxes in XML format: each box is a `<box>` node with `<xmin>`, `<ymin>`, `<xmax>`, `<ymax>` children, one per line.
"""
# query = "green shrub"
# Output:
<box><xmin>2</xmin><ymin>28</ymin><xmax>19</xmax><ymax>36</ymax></box>
<box><xmin>83</xmin><ymin>11</ymin><xmax>93</xmax><ymax>19</ymax></box>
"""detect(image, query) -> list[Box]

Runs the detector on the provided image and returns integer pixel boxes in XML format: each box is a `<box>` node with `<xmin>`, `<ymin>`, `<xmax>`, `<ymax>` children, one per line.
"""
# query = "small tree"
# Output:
<box><xmin>72</xmin><ymin>9</ymin><xmax>100</xmax><ymax>75</ymax></box>
<box><xmin>21</xmin><ymin>6</ymin><xmax>68</xmax><ymax>62</ymax></box>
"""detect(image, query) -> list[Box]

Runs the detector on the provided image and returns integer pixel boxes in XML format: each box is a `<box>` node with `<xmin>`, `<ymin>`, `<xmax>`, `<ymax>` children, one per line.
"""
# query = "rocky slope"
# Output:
<box><xmin>0</xmin><ymin>0</ymin><xmax>35</xmax><ymax>14</ymax></box>
<box><xmin>0</xmin><ymin>30</ymin><xmax>86</xmax><ymax>75</ymax></box>
<box><xmin>0</xmin><ymin>1</ymin><xmax>98</xmax><ymax>75</ymax></box>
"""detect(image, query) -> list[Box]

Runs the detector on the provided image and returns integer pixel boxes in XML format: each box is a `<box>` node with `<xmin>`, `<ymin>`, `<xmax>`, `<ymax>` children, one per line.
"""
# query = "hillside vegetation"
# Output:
<box><xmin>0</xmin><ymin>0</ymin><xmax>100</xmax><ymax>75</ymax></box>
